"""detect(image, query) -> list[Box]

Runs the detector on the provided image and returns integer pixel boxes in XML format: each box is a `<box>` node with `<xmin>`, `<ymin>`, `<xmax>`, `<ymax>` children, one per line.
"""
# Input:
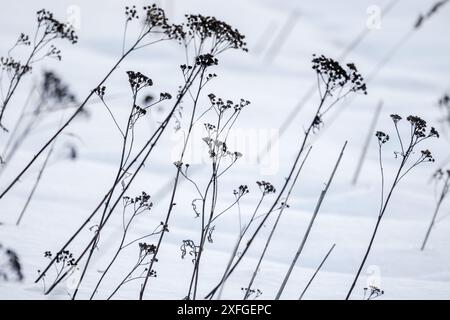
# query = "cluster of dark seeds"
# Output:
<box><xmin>139</xmin><ymin>242</ymin><xmax>157</xmax><ymax>255</ymax></box>
<box><xmin>406</xmin><ymin>115</ymin><xmax>439</xmax><ymax>139</ymax></box>
<box><xmin>185</xmin><ymin>14</ymin><xmax>247</xmax><ymax>51</ymax></box>
<box><xmin>364</xmin><ymin>285</ymin><xmax>384</xmax><ymax>300</ymax></box>
<box><xmin>420</xmin><ymin>149</ymin><xmax>435</xmax><ymax>162</ymax></box>
<box><xmin>123</xmin><ymin>191</ymin><xmax>153</xmax><ymax>210</ymax></box>
<box><xmin>196</xmin><ymin>54</ymin><xmax>218</xmax><ymax>67</ymax></box>
<box><xmin>126</xmin><ymin>71</ymin><xmax>153</xmax><ymax>93</ymax></box>
<box><xmin>17</xmin><ymin>33</ymin><xmax>31</xmax><ymax>46</ymax></box>
<box><xmin>208</xmin><ymin>94</ymin><xmax>250</xmax><ymax>112</ymax></box>
<box><xmin>241</xmin><ymin>287</ymin><xmax>262</xmax><ymax>299</ymax></box>
<box><xmin>159</xmin><ymin>92</ymin><xmax>172</xmax><ymax>100</ymax></box>
<box><xmin>234</xmin><ymin>185</ymin><xmax>249</xmax><ymax>197</ymax></box>
<box><xmin>37</xmin><ymin>9</ymin><xmax>78</xmax><ymax>44</ymax></box>
<box><xmin>375</xmin><ymin>131</ymin><xmax>389</xmax><ymax>144</ymax></box>
<box><xmin>45</xmin><ymin>250</ymin><xmax>76</xmax><ymax>267</ymax></box>
<box><xmin>312</xmin><ymin>54</ymin><xmax>367</xmax><ymax>95</ymax></box>
<box><xmin>125</xmin><ymin>5</ymin><xmax>139</xmax><ymax>21</ymax></box>
<box><xmin>94</xmin><ymin>85</ymin><xmax>106</xmax><ymax>99</ymax></box>
<box><xmin>0</xmin><ymin>57</ymin><xmax>31</xmax><ymax>75</ymax></box>
<box><xmin>143</xmin><ymin>5</ymin><xmax>169</xmax><ymax>29</ymax></box>
<box><xmin>256</xmin><ymin>181</ymin><xmax>276</xmax><ymax>195</ymax></box>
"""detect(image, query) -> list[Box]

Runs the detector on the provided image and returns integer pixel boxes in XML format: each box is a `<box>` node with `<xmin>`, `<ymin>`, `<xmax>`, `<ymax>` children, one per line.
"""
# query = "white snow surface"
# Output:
<box><xmin>0</xmin><ymin>0</ymin><xmax>449</xmax><ymax>300</ymax></box>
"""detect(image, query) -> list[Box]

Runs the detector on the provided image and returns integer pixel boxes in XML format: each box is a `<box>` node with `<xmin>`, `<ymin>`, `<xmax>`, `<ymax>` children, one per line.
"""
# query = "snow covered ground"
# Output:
<box><xmin>0</xmin><ymin>0</ymin><xmax>449</xmax><ymax>299</ymax></box>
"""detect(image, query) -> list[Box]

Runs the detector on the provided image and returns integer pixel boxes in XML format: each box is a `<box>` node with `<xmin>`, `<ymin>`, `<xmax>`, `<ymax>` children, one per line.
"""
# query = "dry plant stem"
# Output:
<box><xmin>188</xmin><ymin>122</ymin><xmax>222</xmax><ymax>300</ymax></box>
<box><xmin>16</xmin><ymin>142</ymin><xmax>55</xmax><ymax>225</ymax></box>
<box><xmin>40</xmin><ymin>67</ymin><xmax>201</xmax><ymax>295</ymax></box>
<box><xmin>71</xmin><ymin>92</ymin><xmax>140</xmax><ymax>299</ymax></box>
<box><xmin>205</xmin><ymin>90</ymin><xmax>330</xmax><ymax>300</ymax></box>
<box><xmin>0</xmin><ymin>30</ymin><xmax>153</xmax><ymax>199</ymax></box>
<box><xmin>299</xmin><ymin>243</ymin><xmax>336</xmax><ymax>300</ymax></box>
<box><xmin>217</xmin><ymin>193</ymin><xmax>267</xmax><ymax>300</ymax></box>
<box><xmin>0</xmin><ymin>37</ymin><xmax>43</xmax><ymax>128</ymax></box>
<box><xmin>90</xmin><ymin>206</ymin><xmax>162</xmax><ymax>299</ymax></box>
<box><xmin>345</xmin><ymin>123</ymin><xmax>432</xmax><ymax>299</ymax></box>
<box><xmin>139</xmin><ymin>68</ymin><xmax>206</xmax><ymax>300</ymax></box>
<box><xmin>256</xmin><ymin>0</ymin><xmax>399</xmax><ymax>161</ymax></box>
<box><xmin>276</xmin><ymin>141</ymin><xmax>347</xmax><ymax>300</ymax></box>
<box><xmin>243</xmin><ymin>146</ymin><xmax>312</xmax><ymax>300</ymax></box>
<box><xmin>421</xmin><ymin>175</ymin><xmax>449</xmax><ymax>250</ymax></box>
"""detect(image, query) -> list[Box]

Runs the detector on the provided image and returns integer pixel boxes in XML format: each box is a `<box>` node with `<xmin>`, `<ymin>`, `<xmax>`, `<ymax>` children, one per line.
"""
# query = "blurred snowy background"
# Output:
<box><xmin>0</xmin><ymin>0</ymin><xmax>449</xmax><ymax>299</ymax></box>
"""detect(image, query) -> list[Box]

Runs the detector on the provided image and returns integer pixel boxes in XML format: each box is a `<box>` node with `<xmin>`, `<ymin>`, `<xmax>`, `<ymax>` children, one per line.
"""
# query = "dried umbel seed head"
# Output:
<box><xmin>159</xmin><ymin>92</ymin><xmax>172</xmax><ymax>100</ymax></box>
<box><xmin>420</xmin><ymin>149</ymin><xmax>435</xmax><ymax>162</ymax></box>
<box><xmin>233</xmin><ymin>185</ymin><xmax>249</xmax><ymax>197</ymax></box>
<box><xmin>94</xmin><ymin>85</ymin><xmax>106</xmax><ymax>99</ymax></box>
<box><xmin>390</xmin><ymin>114</ymin><xmax>402</xmax><ymax>123</ymax></box>
<box><xmin>52</xmin><ymin>250</ymin><xmax>76</xmax><ymax>266</ymax></box>
<box><xmin>36</xmin><ymin>9</ymin><xmax>78</xmax><ymax>44</ymax></box>
<box><xmin>126</xmin><ymin>71</ymin><xmax>153</xmax><ymax>93</ymax></box>
<box><xmin>256</xmin><ymin>181</ymin><xmax>276</xmax><ymax>195</ymax></box>
<box><xmin>17</xmin><ymin>33</ymin><xmax>31</xmax><ymax>46</ymax></box>
<box><xmin>139</xmin><ymin>242</ymin><xmax>157</xmax><ymax>255</ymax></box>
<box><xmin>196</xmin><ymin>53</ymin><xmax>218</xmax><ymax>67</ymax></box>
<box><xmin>0</xmin><ymin>57</ymin><xmax>32</xmax><ymax>75</ymax></box>
<box><xmin>143</xmin><ymin>4</ymin><xmax>169</xmax><ymax>29</ymax></box>
<box><xmin>185</xmin><ymin>14</ymin><xmax>247</xmax><ymax>51</ymax></box>
<box><xmin>125</xmin><ymin>5</ymin><xmax>139</xmax><ymax>21</ymax></box>
<box><xmin>375</xmin><ymin>131</ymin><xmax>389</xmax><ymax>144</ymax></box>
<box><xmin>312</xmin><ymin>54</ymin><xmax>367</xmax><ymax>95</ymax></box>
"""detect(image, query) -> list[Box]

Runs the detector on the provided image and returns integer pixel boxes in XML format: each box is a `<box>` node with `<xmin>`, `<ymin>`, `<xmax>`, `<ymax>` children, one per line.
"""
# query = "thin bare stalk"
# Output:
<box><xmin>276</xmin><ymin>141</ymin><xmax>347</xmax><ymax>300</ymax></box>
<box><xmin>299</xmin><ymin>243</ymin><xmax>336</xmax><ymax>300</ymax></box>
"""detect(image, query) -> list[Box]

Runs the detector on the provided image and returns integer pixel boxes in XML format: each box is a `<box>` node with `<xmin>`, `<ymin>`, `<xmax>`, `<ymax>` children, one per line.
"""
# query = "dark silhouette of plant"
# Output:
<box><xmin>0</xmin><ymin>10</ymin><xmax>77</xmax><ymax>130</ymax></box>
<box><xmin>89</xmin><ymin>192</ymin><xmax>165</xmax><ymax>299</ymax></box>
<box><xmin>206</xmin><ymin>54</ymin><xmax>367</xmax><ymax>300</ymax></box>
<box><xmin>276</xmin><ymin>141</ymin><xmax>347</xmax><ymax>300</ymax></box>
<box><xmin>0</xmin><ymin>4</ymin><xmax>178</xmax><ymax>199</ymax></box>
<box><xmin>421</xmin><ymin>168</ymin><xmax>450</xmax><ymax>250</ymax></box>
<box><xmin>32</xmin><ymin>9</ymin><xmax>248</xmax><ymax>300</ymax></box>
<box><xmin>346</xmin><ymin>114</ymin><xmax>439</xmax><ymax>299</ymax></box>
<box><xmin>363</xmin><ymin>285</ymin><xmax>384</xmax><ymax>300</ymax></box>
<box><xmin>169</xmin><ymin>94</ymin><xmax>250</xmax><ymax>300</ymax></box>
<box><xmin>299</xmin><ymin>243</ymin><xmax>336</xmax><ymax>300</ymax></box>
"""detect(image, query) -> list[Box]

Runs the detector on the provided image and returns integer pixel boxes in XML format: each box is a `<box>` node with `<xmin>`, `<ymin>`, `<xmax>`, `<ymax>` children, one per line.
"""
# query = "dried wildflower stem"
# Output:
<box><xmin>243</xmin><ymin>146</ymin><xmax>312</xmax><ymax>300</ymax></box>
<box><xmin>217</xmin><ymin>192</ymin><xmax>267</xmax><ymax>299</ymax></box>
<box><xmin>205</xmin><ymin>98</ymin><xmax>325</xmax><ymax>299</ymax></box>
<box><xmin>276</xmin><ymin>141</ymin><xmax>347</xmax><ymax>300</ymax></box>
<box><xmin>421</xmin><ymin>171</ymin><xmax>449</xmax><ymax>250</ymax></box>
<box><xmin>346</xmin><ymin>116</ymin><xmax>438</xmax><ymax>299</ymax></box>
<box><xmin>299</xmin><ymin>243</ymin><xmax>336</xmax><ymax>300</ymax></box>
<box><xmin>187</xmin><ymin>104</ymin><xmax>245</xmax><ymax>300</ymax></box>
<box><xmin>0</xmin><ymin>10</ymin><xmax>77</xmax><ymax>130</ymax></box>
<box><xmin>207</xmin><ymin>54</ymin><xmax>366</xmax><ymax>299</ymax></box>
<box><xmin>257</xmin><ymin>0</ymin><xmax>399</xmax><ymax>161</ymax></box>
<box><xmin>90</xmin><ymin>198</ymin><xmax>160</xmax><ymax>299</ymax></box>
<box><xmin>139</xmin><ymin>67</ymin><xmax>207</xmax><ymax>300</ymax></box>
<box><xmin>72</xmin><ymin>90</ymin><xmax>142</xmax><ymax>299</ymax></box>
<box><xmin>40</xmin><ymin>66</ymin><xmax>201</xmax><ymax>295</ymax></box>
<box><xmin>16</xmin><ymin>142</ymin><xmax>54</xmax><ymax>226</ymax></box>
<box><xmin>0</xmin><ymin>24</ymin><xmax>161</xmax><ymax>199</ymax></box>
<box><xmin>352</xmin><ymin>101</ymin><xmax>383</xmax><ymax>185</ymax></box>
